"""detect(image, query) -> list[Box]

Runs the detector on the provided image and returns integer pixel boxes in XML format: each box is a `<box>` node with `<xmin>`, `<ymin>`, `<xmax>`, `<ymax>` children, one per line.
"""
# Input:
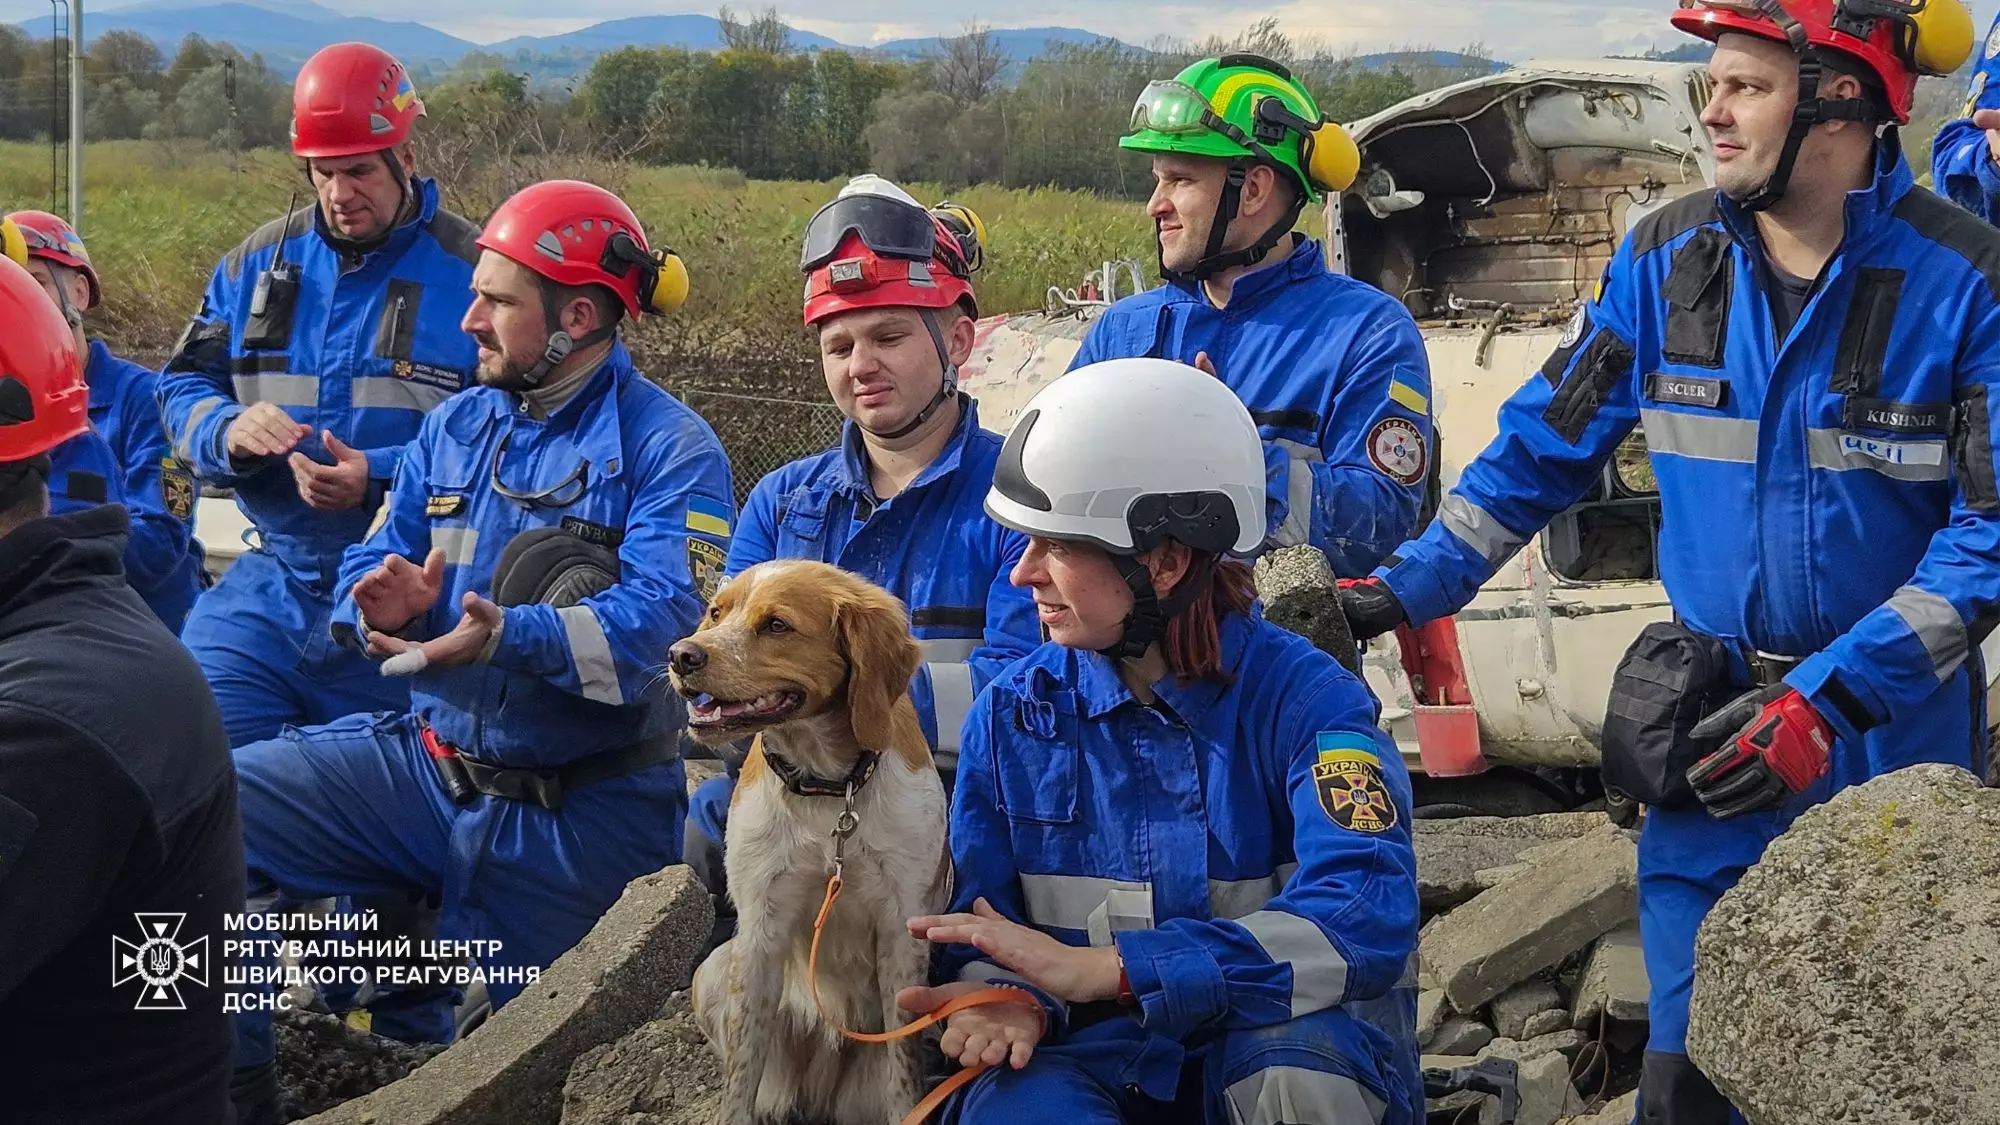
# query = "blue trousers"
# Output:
<box><xmin>944</xmin><ymin>1007</ymin><xmax>1413</xmax><ymax>1125</ymax></box>
<box><xmin>228</xmin><ymin>712</ymin><xmax>688</xmax><ymax>1069</ymax></box>
<box><xmin>180</xmin><ymin>548</ymin><xmax>410</xmax><ymax>746</ymax></box>
<box><xmin>1632</xmin><ymin>666</ymin><xmax>1984</xmax><ymax>1125</ymax></box>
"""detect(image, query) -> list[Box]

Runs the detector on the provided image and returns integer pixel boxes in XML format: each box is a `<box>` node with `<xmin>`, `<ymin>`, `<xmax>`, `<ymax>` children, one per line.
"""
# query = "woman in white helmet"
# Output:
<box><xmin>899</xmin><ymin>357</ymin><xmax>1422</xmax><ymax>1125</ymax></box>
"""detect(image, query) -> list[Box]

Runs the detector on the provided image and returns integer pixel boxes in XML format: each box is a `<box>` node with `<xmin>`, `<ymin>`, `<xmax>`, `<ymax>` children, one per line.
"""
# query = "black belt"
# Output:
<box><xmin>428</xmin><ymin>728</ymin><xmax>676</xmax><ymax>812</ymax></box>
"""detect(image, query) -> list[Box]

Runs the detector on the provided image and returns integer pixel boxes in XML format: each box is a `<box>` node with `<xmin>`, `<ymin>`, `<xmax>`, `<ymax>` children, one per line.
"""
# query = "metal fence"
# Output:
<box><xmin>668</xmin><ymin>386</ymin><xmax>847</xmax><ymax>507</ymax></box>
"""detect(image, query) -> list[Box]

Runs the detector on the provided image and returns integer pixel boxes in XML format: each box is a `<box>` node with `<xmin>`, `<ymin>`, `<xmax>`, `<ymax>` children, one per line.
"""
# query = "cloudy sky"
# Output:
<box><xmin>11</xmin><ymin>0</ymin><xmax>2000</xmax><ymax>54</ymax></box>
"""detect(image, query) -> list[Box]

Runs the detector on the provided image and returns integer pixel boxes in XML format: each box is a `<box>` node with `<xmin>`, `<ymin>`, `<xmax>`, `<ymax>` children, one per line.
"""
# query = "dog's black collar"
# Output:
<box><xmin>766</xmin><ymin>749</ymin><xmax>880</xmax><ymax>799</ymax></box>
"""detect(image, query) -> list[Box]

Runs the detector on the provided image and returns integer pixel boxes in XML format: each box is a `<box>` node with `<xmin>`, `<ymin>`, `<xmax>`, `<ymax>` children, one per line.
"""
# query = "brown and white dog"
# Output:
<box><xmin>670</xmin><ymin>560</ymin><xmax>950</xmax><ymax>1125</ymax></box>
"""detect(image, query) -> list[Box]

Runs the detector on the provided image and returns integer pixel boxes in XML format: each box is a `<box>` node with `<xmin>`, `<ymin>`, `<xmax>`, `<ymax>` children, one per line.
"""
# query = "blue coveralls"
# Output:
<box><xmin>938</xmin><ymin>611</ymin><xmax>1420</xmax><ymax>1125</ymax></box>
<box><xmin>157</xmin><ymin>179</ymin><xmax>481</xmax><ymax>746</ymax></box>
<box><xmin>229</xmin><ymin>342</ymin><xmax>735</xmax><ymax>1069</ymax></box>
<box><xmin>684</xmin><ymin>396</ymin><xmax>1040</xmax><ymax>891</ymax></box>
<box><xmin>1375</xmin><ymin>140</ymin><xmax>2000</xmax><ymax>1120</ymax></box>
<box><xmin>84</xmin><ymin>338</ymin><xmax>206</xmax><ymax>632</ymax></box>
<box><xmin>1932</xmin><ymin>14</ymin><xmax>2000</xmax><ymax>221</ymax></box>
<box><xmin>1068</xmin><ymin>235</ymin><xmax>1434</xmax><ymax>577</ymax></box>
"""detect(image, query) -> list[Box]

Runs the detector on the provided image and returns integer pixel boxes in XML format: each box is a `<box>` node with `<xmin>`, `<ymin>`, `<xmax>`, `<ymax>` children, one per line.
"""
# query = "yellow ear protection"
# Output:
<box><xmin>1252</xmin><ymin>96</ymin><xmax>1362</xmax><ymax>194</ymax></box>
<box><xmin>0</xmin><ymin>217</ymin><xmax>26</xmax><ymax>268</ymax></box>
<box><xmin>603</xmin><ymin>229</ymin><xmax>690</xmax><ymax>316</ymax></box>
<box><xmin>1904</xmin><ymin>0</ymin><xmax>1974</xmax><ymax>76</ymax></box>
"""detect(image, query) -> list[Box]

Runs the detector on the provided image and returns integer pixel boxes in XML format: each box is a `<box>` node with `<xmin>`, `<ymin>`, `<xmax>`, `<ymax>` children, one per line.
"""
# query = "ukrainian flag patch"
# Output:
<box><xmin>1315</xmin><ymin>730</ymin><xmax>1381</xmax><ymax>766</ymax></box>
<box><xmin>685</xmin><ymin>495</ymin><xmax>731</xmax><ymax>538</ymax></box>
<box><xmin>1388</xmin><ymin>369</ymin><xmax>1429</xmax><ymax>416</ymax></box>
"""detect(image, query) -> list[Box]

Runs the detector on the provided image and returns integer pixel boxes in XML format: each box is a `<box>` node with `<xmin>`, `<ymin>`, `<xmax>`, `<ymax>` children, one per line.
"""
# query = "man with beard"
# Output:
<box><xmin>1069</xmin><ymin>54</ymin><xmax>1432</xmax><ymax>577</ymax></box>
<box><xmin>220</xmin><ymin>180</ymin><xmax>731</xmax><ymax>1125</ymax></box>
<box><xmin>157</xmin><ymin>41</ymin><xmax>480</xmax><ymax>744</ymax></box>
<box><xmin>681</xmin><ymin>175</ymin><xmax>1039</xmax><ymax>953</ymax></box>
<box><xmin>1340</xmin><ymin>3</ymin><xmax>1989</xmax><ymax>1121</ymax></box>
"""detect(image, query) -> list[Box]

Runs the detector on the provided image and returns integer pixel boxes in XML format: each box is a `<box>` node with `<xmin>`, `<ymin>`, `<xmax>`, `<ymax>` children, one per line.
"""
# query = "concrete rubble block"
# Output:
<box><xmin>1423</xmin><ymin>1051</ymin><xmax>1582</xmax><ymax>1125</ymax></box>
<box><xmin>1428</xmin><ymin>1016</ymin><xmax>1496</xmax><ymax>1056</ymax></box>
<box><xmin>1419</xmin><ymin>825</ymin><xmax>1638</xmax><ymax>1010</ymax></box>
<box><xmin>1252</xmin><ymin>545</ymin><xmax>1358</xmax><ymax>673</ymax></box>
<box><xmin>1572</xmin><ymin>923</ymin><xmax>1649</xmax><ymax>1030</ymax></box>
<box><xmin>1522</xmin><ymin>1008</ymin><xmax>1572</xmax><ymax>1039</ymax></box>
<box><xmin>1489</xmin><ymin>979</ymin><xmax>1564</xmax><ymax>1039</ymax></box>
<box><xmin>1687</xmin><ymin>764</ymin><xmax>2000</xmax><ymax>1125</ymax></box>
<box><xmin>561</xmin><ymin>992</ymin><xmax>718</xmax><ymax>1125</ymax></box>
<box><xmin>1414</xmin><ymin>812</ymin><xmax>1609</xmax><ymax>915</ymax></box>
<box><xmin>1417</xmin><ymin>989</ymin><xmax>1449</xmax><ymax>1044</ymax></box>
<box><xmin>1479</xmin><ymin>1029</ymin><xmax>1588</xmax><ymax>1064</ymax></box>
<box><xmin>1558</xmin><ymin>1090</ymin><xmax>1638</xmax><ymax>1125</ymax></box>
<box><xmin>299</xmin><ymin>866</ymin><xmax>714</xmax><ymax>1125</ymax></box>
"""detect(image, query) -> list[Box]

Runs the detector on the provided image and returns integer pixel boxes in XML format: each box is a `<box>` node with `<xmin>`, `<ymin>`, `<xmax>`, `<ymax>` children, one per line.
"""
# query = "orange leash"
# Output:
<box><xmin>807</xmin><ymin>869</ymin><xmax>1046</xmax><ymax>1125</ymax></box>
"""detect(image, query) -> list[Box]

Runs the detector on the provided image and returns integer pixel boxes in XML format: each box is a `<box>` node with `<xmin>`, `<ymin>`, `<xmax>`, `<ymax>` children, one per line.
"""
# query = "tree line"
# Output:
<box><xmin>0</xmin><ymin>12</ymin><xmax>1495</xmax><ymax>197</ymax></box>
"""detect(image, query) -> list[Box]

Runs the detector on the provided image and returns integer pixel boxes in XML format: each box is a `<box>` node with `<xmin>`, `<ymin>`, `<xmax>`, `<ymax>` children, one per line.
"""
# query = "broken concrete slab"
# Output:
<box><xmin>1417</xmin><ymin>989</ymin><xmax>1448</xmax><ymax>1044</ymax></box>
<box><xmin>1687</xmin><ymin>764</ymin><xmax>2000</xmax><ymax>1125</ymax></box>
<box><xmin>1522</xmin><ymin>1008</ymin><xmax>1571</xmax><ymax>1039</ymax></box>
<box><xmin>1414</xmin><ymin>812</ymin><xmax>1609</xmax><ymax>914</ymax></box>
<box><xmin>1420</xmin><ymin>825</ymin><xmax>1638</xmax><ymax>1010</ymax></box>
<box><xmin>299</xmin><ymin>866</ymin><xmax>713</xmax><ymax>1125</ymax></box>
<box><xmin>1501</xmin><ymin>1051</ymin><xmax>1585</xmax><ymax>1125</ymax></box>
<box><xmin>1252</xmin><ymin>545</ymin><xmax>1358</xmax><ymax>674</ymax></box>
<box><xmin>1572</xmin><ymin>923</ymin><xmax>1648</xmax><ymax>1030</ymax></box>
<box><xmin>1490</xmin><ymin>979</ymin><xmax>1563</xmax><ymax>1039</ymax></box>
<box><xmin>561</xmin><ymin>992</ymin><xmax>718</xmax><ymax>1125</ymax></box>
<box><xmin>1428</xmin><ymin>1016</ymin><xmax>1495</xmax><ymax>1056</ymax></box>
<box><xmin>1480</xmin><ymin>1029</ymin><xmax>1588</xmax><ymax>1064</ymax></box>
<box><xmin>1559</xmin><ymin>1090</ymin><xmax>1638</xmax><ymax>1125</ymax></box>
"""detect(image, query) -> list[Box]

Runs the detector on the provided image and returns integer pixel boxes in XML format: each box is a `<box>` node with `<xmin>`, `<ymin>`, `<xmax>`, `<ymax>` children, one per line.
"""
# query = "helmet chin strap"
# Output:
<box><xmin>522</xmin><ymin>278</ymin><xmax>615</xmax><ymax>387</ymax></box>
<box><xmin>1161</xmin><ymin>159</ymin><xmax>1306</xmax><ymax>285</ymax></box>
<box><xmin>1097</xmin><ymin>552</ymin><xmax>1199</xmax><ymax>663</ymax></box>
<box><xmin>860</xmin><ymin>307</ymin><xmax>957</xmax><ymax>442</ymax></box>
<box><xmin>1739</xmin><ymin>53</ymin><xmax>1882</xmax><ymax>214</ymax></box>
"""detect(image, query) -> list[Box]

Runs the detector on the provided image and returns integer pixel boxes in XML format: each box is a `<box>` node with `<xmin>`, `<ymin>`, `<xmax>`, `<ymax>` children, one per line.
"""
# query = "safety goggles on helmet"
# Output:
<box><xmin>1130</xmin><ymin>79</ymin><xmax>1335</xmax><ymax>190</ymax></box>
<box><xmin>800</xmin><ymin>193</ymin><xmax>941</xmax><ymax>274</ymax></box>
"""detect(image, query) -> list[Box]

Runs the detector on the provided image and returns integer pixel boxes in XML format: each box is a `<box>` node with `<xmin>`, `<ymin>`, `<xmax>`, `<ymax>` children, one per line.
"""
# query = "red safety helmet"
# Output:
<box><xmin>0</xmin><ymin>254</ymin><xmax>90</xmax><ymax>462</ymax></box>
<box><xmin>801</xmin><ymin>185</ymin><xmax>977</xmax><ymax>327</ymax></box>
<box><xmin>5</xmin><ymin>210</ymin><xmax>99</xmax><ymax>311</ymax></box>
<box><xmin>476</xmin><ymin>180</ymin><xmax>689</xmax><ymax>322</ymax></box>
<box><xmin>291</xmin><ymin>42</ymin><xmax>425</xmax><ymax>159</ymax></box>
<box><xmin>1672</xmin><ymin>0</ymin><xmax>1973</xmax><ymax>125</ymax></box>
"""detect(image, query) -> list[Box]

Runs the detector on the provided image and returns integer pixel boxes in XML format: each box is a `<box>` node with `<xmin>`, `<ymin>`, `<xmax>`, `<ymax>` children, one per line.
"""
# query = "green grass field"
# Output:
<box><xmin>0</xmin><ymin>140</ymin><xmax>1162</xmax><ymax>380</ymax></box>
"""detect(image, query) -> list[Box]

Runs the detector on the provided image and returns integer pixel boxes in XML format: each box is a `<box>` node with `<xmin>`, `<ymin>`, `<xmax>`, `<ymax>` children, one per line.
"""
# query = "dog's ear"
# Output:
<box><xmin>837</xmin><ymin>585</ymin><xmax>921</xmax><ymax>749</ymax></box>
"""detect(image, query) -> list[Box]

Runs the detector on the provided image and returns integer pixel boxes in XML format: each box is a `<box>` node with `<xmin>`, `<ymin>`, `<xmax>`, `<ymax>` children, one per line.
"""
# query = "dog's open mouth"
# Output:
<box><xmin>684</xmin><ymin>690</ymin><xmax>805</xmax><ymax>730</ymax></box>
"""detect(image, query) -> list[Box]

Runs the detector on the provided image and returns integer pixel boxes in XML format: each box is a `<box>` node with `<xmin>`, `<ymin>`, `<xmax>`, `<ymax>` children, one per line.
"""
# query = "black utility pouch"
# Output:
<box><xmin>1601</xmin><ymin>621</ymin><xmax>1736</xmax><ymax>808</ymax></box>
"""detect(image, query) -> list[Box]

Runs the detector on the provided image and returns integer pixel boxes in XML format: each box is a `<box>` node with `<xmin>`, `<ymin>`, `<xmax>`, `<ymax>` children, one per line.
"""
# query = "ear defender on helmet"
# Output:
<box><xmin>600</xmin><ymin>230</ymin><xmax>690</xmax><ymax>317</ymax></box>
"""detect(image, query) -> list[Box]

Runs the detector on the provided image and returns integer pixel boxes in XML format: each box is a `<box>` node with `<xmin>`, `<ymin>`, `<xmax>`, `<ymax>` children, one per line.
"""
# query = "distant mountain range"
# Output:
<box><xmin>11</xmin><ymin>0</ymin><xmax>1518</xmax><ymax>83</ymax></box>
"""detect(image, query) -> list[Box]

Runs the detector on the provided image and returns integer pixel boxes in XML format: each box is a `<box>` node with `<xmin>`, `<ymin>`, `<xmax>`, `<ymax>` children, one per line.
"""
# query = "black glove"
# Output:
<box><xmin>1338</xmin><ymin>577</ymin><xmax>1408</xmax><ymax>641</ymax></box>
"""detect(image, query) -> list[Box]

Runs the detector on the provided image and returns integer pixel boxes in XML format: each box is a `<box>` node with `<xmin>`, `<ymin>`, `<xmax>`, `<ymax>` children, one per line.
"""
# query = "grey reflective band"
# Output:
<box><xmin>231</xmin><ymin>373</ymin><xmax>319</xmax><ymax>408</ymax></box>
<box><xmin>179</xmin><ymin>397</ymin><xmax>227</xmax><ymax>461</ymax></box>
<box><xmin>1018</xmin><ymin>873</ymin><xmax>1153</xmax><ymax>945</ymax></box>
<box><xmin>557</xmin><ymin>604</ymin><xmax>624</xmax><ymax>705</ymax></box>
<box><xmin>1639</xmin><ymin>408</ymin><xmax>1758</xmax><ymax>464</ymax></box>
<box><xmin>1886</xmin><ymin>585</ymin><xmax>1968</xmax><ymax>683</ymax></box>
<box><xmin>1437</xmin><ymin>493</ymin><xmax>1525</xmax><ymax>568</ymax></box>
<box><xmin>1805</xmin><ymin>428</ymin><xmax>1951</xmax><ymax>482</ymax></box>
<box><xmin>1208</xmin><ymin>864</ymin><xmax>1299</xmax><ymax>921</ymax></box>
<box><xmin>924</xmin><ymin>659</ymin><xmax>975</xmax><ymax>764</ymax></box>
<box><xmin>430</xmin><ymin>526</ymin><xmax>480</xmax><ymax>567</ymax></box>
<box><xmin>1225</xmin><ymin>1066</ymin><xmax>1388</xmax><ymax>1125</ymax></box>
<box><xmin>1235</xmin><ymin>909</ymin><xmax>1350</xmax><ymax>1016</ymax></box>
<box><xmin>352</xmin><ymin>376</ymin><xmax>455</xmax><ymax>413</ymax></box>
<box><xmin>958</xmin><ymin>959</ymin><xmax>1034</xmax><ymax>988</ymax></box>
<box><xmin>1270</xmin><ymin>438</ymin><xmax>1319</xmax><ymax>549</ymax></box>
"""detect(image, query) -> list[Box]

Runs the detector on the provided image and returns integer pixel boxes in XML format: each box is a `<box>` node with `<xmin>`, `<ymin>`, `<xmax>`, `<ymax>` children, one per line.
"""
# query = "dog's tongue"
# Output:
<box><xmin>691</xmin><ymin>693</ymin><xmax>786</xmax><ymax>721</ymax></box>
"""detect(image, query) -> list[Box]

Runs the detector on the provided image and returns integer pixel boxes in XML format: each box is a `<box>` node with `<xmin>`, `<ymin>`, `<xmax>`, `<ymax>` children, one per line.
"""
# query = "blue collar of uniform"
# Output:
<box><xmin>830</xmin><ymin>394</ymin><xmax>982</xmax><ymax>498</ymax></box>
<box><xmin>84</xmin><ymin>338</ymin><xmax>115</xmax><ymax>414</ymax></box>
<box><xmin>1165</xmin><ymin>232</ymin><xmax>1324</xmax><ymax>307</ymax></box>
<box><xmin>1717</xmin><ymin>133</ymin><xmax>1913</xmax><ymax>253</ymax></box>
<box><xmin>312</xmin><ymin>175</ymin><xmax>443</xmax><ymax>260</ymax></box>
<box><xmin>1071</xmin><ymin>608</ymin><xmax>1252</xmax><ymax>722</ymax></box>
<box><xmin>455</xmin><ymin>341</ymin><xmax>635</xmax><ymax>484</ymax></box>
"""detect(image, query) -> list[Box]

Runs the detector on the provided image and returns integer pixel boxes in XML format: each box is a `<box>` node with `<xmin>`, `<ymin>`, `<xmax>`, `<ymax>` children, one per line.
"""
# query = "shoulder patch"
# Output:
<box><xmin>160</xmin><ymin>457</ymin><xmax>195</xmax><ymax>521</ymax></box>
<box><xmin>1367</xmin><ymin>417</ymin><xmax>1427</xmax><ymax>486</ymax></box>
<box><xmin>427</xmin><ymin>210</ymin><xmax>483</xmax><ymax>267</ymax></box>
<box><xmin>687</xmin><ymin>538</ymin><xmax>726</xmax><ymax>603</ymax></box>
<box><xmin>1630</xmin><ymin>191</ymin><xmax>1723</xmax><ymax>260</ymax></box>
<box><xmin>1312</xmin><ymin>732</ymin><xmax>1397</xmax><ymax>834</ymax></box>
<box><xmin>223</xmin><ymin>206</ymin><xmax>316</xmax><ymax>283</ymax></box>
<box><xmin>1893</xmin><ymin>188</ymin><xmax>2000</xmax><ymax>304</ymax></box>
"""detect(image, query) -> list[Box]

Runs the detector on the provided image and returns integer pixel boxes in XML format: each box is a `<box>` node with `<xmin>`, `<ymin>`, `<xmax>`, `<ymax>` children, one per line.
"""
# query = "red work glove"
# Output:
<box><xmin>1685</xmin><ymin>684</ymin><xmax>1833</xmax><ymax>819</ymax></box>
<box><xmin>1337</xmin><ymin>577</ymin><xmax>1408</xmax><ymax>641</ymax></box>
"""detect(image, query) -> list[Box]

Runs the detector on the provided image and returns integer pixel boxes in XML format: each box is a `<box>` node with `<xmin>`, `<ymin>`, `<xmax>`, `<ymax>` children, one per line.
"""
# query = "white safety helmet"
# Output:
<box><xmin>836</xmin><ymin>172</ymin><xmax>924</xmax><ymax>209</ymax></box>
<box><xmin>987</xmin><ymin>357</ymin><xmax>1266</xmax><ymax>556</ymax></box>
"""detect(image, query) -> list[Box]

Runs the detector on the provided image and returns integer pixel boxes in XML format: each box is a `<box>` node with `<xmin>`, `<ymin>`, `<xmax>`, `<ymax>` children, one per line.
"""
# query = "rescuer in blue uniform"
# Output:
<box><xmin>6</xmin><ymin>209</ymin><xmax>206</xmax><ymax>631</ymax></box>
<box><xmin>1342</xmin><ymin>4</ymin><xmax>1989</xmax><ymax>1121</ymax></box>
<box><xmin>157</xmin><ymin>42</ymin><xmax>481</xmax><ymax>745</ymax></box>
<box><xmin>1931</xmin><ymin>9</ymin><xmax>2000</xmax><ymax>220</ymax></box>
<box><xmin>1070</xmin><ymin>54</ymin><xmax>1433</xmax><ymax>577</ymax></box>
<box><xmin>223</xmin><ymin>180</ymin><xmax>730</xmax><ymax>1125</ymax></box>
<box><xmin>681</xmin><ymin>176</ymin><xmax>1039</xmax><ymax>951</ymax></box>
<box><xmin>898</xmin><ymin>356</ymin><xmax>1420</xmax><ymax>1125</ymax></box>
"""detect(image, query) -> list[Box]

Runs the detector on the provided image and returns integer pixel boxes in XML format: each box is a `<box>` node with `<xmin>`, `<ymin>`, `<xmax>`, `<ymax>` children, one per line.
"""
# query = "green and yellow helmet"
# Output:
<box><xmin>1121</xmin><ymin>54</ymin><xmax>1360</xmax><ymax>202</ymax></box>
